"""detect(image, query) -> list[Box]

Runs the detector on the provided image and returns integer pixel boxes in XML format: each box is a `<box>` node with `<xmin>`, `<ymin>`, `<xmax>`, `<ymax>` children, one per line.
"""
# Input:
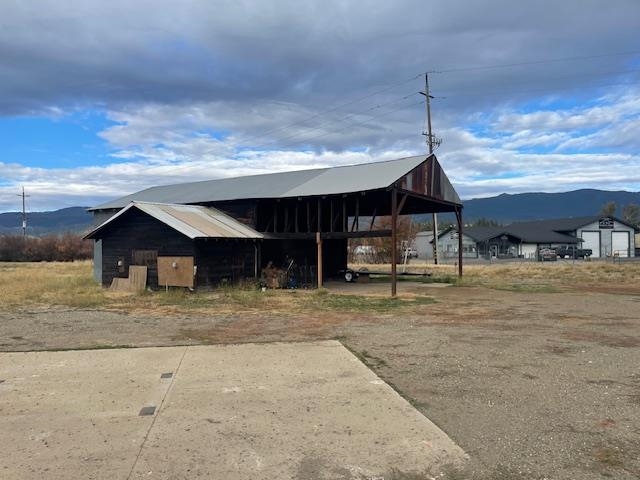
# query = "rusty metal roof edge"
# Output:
<box><xmin>84</xmin><ymin>201</ymin><xmax>263</xmax><ymax>240</ymax></box>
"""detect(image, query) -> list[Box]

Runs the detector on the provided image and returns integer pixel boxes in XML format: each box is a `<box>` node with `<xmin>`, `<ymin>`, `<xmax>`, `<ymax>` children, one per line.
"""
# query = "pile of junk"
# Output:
<box><xmin>260</xmin><ymin>258</ymin><xmax>317</xmax><ymax>289</ymax></box>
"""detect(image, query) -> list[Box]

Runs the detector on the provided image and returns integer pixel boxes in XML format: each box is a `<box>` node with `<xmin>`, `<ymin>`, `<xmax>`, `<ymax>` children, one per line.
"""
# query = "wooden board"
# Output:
<box><xmin>109</xmin><ymin>266</ymin><xmax>147</xmax><ymax>292</ymax></box>
<box><xmin>109</xmin><ymin>277</ymin><xmax>130</xmax><ymax>291</ymax></box>
<box><xmin>128</xmin><ymin>266</ymin><xmax>148</xmax><ymax>292</ymax></box>
<box><xmin>158</xmin><ymin>256</ymin><xmax>195</xmax><ymax>288</ymax></box>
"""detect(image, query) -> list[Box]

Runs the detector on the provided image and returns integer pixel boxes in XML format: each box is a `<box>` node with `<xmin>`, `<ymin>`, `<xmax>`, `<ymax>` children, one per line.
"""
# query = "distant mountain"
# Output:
<box><xmin>413</xmin><ymin>189</ymin><xmax>640</xmax><ymax>225</ymax></box>
<box><xmin>1</xmin><ymin>188</ymin><xmax>639</xmax><ymax>236</ymax></box>
<box><xmin>0</xmin><ymin>207</ymin><xmax>92</xmax><ymax>235</ymax></box>
<box><xmin>461</xmin><ymin>189</ymin><xmax>640</xmax><ymax>223</ymax></box>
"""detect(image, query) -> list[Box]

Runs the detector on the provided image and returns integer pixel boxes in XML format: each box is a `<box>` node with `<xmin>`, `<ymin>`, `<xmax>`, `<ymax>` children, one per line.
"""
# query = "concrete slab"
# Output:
<box><xmin>0</xmin><ymin>342</ymin><xmax>466</xmax><ymax>479</ymax></box>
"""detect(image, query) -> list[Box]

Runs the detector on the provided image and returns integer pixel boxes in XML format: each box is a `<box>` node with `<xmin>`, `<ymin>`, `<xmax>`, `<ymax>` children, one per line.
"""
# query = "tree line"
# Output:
<box><xmin>599</xmin><ymin>202</ymin><xmax>640</xmax><ymax>227</ymax></box>
<box><xmin>0</xmin><ymin>233</ymin><xmax>93</xmax><ymax>262</ymax></box>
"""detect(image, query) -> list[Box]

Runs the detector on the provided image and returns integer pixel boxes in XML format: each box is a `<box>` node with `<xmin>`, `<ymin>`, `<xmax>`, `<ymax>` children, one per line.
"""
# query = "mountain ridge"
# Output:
<box><xmin>460</xmin><ymin>188</ymin><xmax>640</xmax><ymax>223</ymax></box>
<box><xmin>1</xmin><ymin>189</ymin><xmax>639</xmax><ymax>235</ymax></box>
<box><xmin>0</xmin><ymin>206</ymin><xmax>92</xmax><ymax>235</ymax></box>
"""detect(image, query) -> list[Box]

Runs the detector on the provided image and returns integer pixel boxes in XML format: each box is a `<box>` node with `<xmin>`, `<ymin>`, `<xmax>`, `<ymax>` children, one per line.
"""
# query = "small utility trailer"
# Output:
<box><xmin>339</xmin><ymin>268</ymin><xmax>432</xmax><ymax>283</ymax></box>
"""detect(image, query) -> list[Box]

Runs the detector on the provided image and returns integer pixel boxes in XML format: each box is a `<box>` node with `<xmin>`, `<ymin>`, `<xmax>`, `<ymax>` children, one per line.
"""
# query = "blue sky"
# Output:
<box><xmin>0</xmin><ymin>1</ymin><xmax>639</xmax><ymax>212</ymax></box>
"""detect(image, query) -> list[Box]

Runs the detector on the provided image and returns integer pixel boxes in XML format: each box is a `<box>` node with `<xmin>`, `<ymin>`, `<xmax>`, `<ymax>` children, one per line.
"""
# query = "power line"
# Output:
<box><xmin>439</xmin><ymin>79</ymin><xmax>638</xmax><ymax>100</ymax></box>
<box><xmin>430</xmin><ymin>50</ymin><xmax>640</xmax><ymax>74</ymax></box>
<box><xmin>231</xmin><ymin>73</ymin><xmax>422</xmax><ymax>147</ymax></box>
<box><xmin>245</xmin><ymin>92</ymin><xmax>421</xmax><ymax>150</ymax></box>
<box><xmin>230</xmin><ymin>50</ymin><xmax>640</xmax><ymax>152</ymax></box>
<box><xmin>260</xmin><ymin>99</ymin><xmax>425</xmax><ymax>151</ymax></box>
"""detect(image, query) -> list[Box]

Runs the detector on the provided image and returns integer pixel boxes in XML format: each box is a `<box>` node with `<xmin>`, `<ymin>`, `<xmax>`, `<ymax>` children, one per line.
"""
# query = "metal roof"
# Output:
<box><xmin>504</xmin><ymin>225</ymin><xmax>578</xmax><ymax>244</ymax></box>
<box><xmin>455</xmin><ymin>226</ymin><xmax>510</xmax><ymax>242</ymax></box>
<box><xmin>508</xmin><ymin>216</ymin><xmax>638</xmax><ymax>232</ymax></box>
<box><xmin>90</xmin><ymin>155</ymin><xmax>462</xmax><ymax>210</ymax></box>
<box><xmin>438</xmin><ymin>224</ymin><xmax>578</xmax><ymax>244</ymax></box>
<box><xmin>84</xmin><ymin>202</ymin><xmax>263</xmax><ymax>240</ymax></box>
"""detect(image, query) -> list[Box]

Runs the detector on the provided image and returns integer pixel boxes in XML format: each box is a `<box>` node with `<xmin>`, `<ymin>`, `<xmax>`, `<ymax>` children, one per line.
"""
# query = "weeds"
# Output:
<box><xmin>358</xmin><ymin>349</ymin><xmax>388</xmax><ymax>368</ymax></box>
<box><xmin>353</xmin><ymin>261</ymin><xmax>640</xmax><ymax>293</ymax></box>
<box><xmin>305</xmin><ymin>291</ymin><xmax>435</xmax><ymax>313</ymax></box>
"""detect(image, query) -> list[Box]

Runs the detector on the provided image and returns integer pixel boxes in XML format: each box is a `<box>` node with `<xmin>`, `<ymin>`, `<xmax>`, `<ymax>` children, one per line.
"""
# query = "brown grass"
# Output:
<box><xmin>0</xmin><ymin>261</ymin><xmax>434</xmax><ymax>316</ymax></box>
<box><xmin>0</xmin><ymin>261</ymin><xmax>106</xmax><ymax>308</ymax></box>
<box><xmin>2</xmin><ymin>260</ymin><xmax>640</xmax><ymax>315</ymax></box>
<box><xmin>352</xmin><ymin>261</ymin><xmax>640</xmax><ymax>293</ymax></box>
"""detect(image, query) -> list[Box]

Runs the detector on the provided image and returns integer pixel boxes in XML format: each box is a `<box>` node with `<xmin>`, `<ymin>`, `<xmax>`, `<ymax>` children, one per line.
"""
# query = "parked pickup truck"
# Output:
<box><xmin>555</xmin><ymin>247</ymin><xmax>593</xmax><ymax>259</ymax></box>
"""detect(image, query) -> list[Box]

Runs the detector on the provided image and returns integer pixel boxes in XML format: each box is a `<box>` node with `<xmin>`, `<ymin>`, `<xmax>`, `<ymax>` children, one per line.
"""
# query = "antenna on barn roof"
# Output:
<box><xmin>17</xmin><ymin>186</ymin><xmax>30</xmax><ymax>238</ymax></box>
<box><xmin>420</xmin><ymin>73</ymin><xmax>441</xmax><ymax>264</ymax></box>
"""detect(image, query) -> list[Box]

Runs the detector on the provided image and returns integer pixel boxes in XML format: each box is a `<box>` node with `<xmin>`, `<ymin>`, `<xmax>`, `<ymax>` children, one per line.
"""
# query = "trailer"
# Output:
<box><xmin>339</xmin><ymin>268</ymin><xmax>432</xmax><ymax>283</ymax></box>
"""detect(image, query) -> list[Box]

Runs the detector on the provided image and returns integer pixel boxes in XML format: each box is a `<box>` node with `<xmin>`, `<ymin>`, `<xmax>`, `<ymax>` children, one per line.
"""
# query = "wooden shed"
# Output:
<box><xmin>87</xmin><ymin>154</ymin><xmax>464</xmax><ymax>295</ymax></box>
<box><xmin>85</xmin><ymin>202</ymin><xmax>263</xmax><ymax>289</ymax></box>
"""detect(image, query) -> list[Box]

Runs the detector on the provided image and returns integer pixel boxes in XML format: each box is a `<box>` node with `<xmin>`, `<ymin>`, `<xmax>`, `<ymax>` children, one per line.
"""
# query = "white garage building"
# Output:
<box><xmin>510</xmin><ymin>216</ymin><xmax>637</xmax><ymax>258</ymax></box>
<box><xmin>431</xmin><ymin>216</ymin><xmax>637</xmax><ymax>260</ymax></box>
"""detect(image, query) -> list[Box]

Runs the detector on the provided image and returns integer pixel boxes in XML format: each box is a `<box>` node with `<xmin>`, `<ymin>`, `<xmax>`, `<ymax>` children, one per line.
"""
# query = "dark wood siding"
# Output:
<box><xmin>261</xmin><ymin>238</ymin><xmax>347</xmax><ymax>281</ymax></box>
<box><xmin>194</xmin><ymin>239</ymin><xmax>257</xmax><ymax>288</ymax></box>
<box><xmin>101</xmin><ymin>209</ymin><xmax>194</xmax><ymax>288</ymax></box>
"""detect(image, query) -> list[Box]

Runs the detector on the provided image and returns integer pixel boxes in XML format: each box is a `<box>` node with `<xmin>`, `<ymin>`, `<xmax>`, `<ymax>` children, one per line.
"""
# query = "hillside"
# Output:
<box><xmin>461</xmin><ymin>189</ymin><xmax>640</xmax><ymax>223</ymax></box>
<box><xmin>0</xmin><ymin>207</ymin><xmax>92</xmax><ymax>235</ymax></box>
<box><xmin>1</xmin><ymin>189</ymin><xmax>639</xmax><ymax>235</ymax></box>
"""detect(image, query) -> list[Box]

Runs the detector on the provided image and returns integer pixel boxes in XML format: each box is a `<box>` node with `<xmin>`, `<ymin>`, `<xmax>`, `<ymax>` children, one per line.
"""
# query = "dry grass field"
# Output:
<box><xmin>2</xmin><ymin>259</ymin><xmax>639</xmax><ymax>312</ymax></box>
<box><xmin>1</xmin><ymin>259</ymin><xmax>640</xmax><ymax>479</ymax></box>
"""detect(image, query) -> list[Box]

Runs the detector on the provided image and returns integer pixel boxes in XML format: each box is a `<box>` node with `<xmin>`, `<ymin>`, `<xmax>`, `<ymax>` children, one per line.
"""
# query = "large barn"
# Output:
<box><xmin>85</xmin><ymin>154</ymin><xmax>463</xmax><ymax>294</ymax></box>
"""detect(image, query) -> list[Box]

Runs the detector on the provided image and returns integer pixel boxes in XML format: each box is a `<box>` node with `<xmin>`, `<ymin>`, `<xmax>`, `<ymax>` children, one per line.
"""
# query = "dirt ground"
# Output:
<box><xmin>1</xmin><ymin>281</ymin><xmax>639</xmax><ymax>479</ymax></box>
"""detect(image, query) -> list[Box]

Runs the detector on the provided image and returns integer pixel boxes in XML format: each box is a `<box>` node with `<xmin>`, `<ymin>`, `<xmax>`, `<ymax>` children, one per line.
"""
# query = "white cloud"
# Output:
<box><xmin>1</xmin><ymin>1</ymin><xmax>640</xmax><ymax>212</ymax></box>
<box><xmin>3</xmin><ymin>82</ymin><xmax>639</xmax><ymax>212</ymax></box>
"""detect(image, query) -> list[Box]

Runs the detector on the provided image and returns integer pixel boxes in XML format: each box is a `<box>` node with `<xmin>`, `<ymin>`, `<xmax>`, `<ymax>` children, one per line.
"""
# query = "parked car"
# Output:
<box><xmin>403</xmin><ymin>247</ymin><xmax>418</xmax><ymax>258</ymax></box>
<box><xmin>353</xmin><ymin>245</ymin><xmax>377</xmax><ymax>256</ymax></box>
<box><xmin>538</xmin><ymin>248</ymin><xmax>557</xmax><ymax>261</ymax></box>
<box><xmin>555</xmin><ymin>247</ymin><xmax>593</xmax><ymax>259</ymax></box>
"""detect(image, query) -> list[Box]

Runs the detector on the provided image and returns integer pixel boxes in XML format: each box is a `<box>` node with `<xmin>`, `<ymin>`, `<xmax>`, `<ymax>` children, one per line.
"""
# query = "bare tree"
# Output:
<box><xmin>622</xmin><ymin>203</ymin><xmax>640</xmax><ymax>227</ymax></box>
<box><xmin>599</xmin><ymin>201</ymin><xmax>617</xmax><ymax>217</ymax></box>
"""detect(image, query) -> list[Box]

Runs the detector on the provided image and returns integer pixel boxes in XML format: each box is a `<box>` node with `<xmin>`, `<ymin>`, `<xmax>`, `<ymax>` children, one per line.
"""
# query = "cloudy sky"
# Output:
<box><xmin>1</xmin><ymin>0</ymin><xmax>639</xmax><ymax>212</ymax></box>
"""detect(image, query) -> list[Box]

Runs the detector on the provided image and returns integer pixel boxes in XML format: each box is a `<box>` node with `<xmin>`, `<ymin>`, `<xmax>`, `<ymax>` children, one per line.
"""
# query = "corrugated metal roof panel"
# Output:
<box><xmin>84</xmin><ymin>202</ymin><xmax>263</xmax><ymax>240</ymax></box>
<box><xmin>284</xmin><ymin>155</ymin><xmax>427</xmax><ymax>197</ymax></box>
<box><xmin>90</xmin><ymin>155</ymin><xmax>461</xmax><ymax>210</ymax></box>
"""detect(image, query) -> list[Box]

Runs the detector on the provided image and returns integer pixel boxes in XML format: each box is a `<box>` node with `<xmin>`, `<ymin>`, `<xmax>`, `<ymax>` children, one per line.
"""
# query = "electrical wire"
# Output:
<box><xmin>241</xmin><ymin>92</ymin><xmax>421</xmax><ymax>150</ymax></box>
<box><xmin>230</xmin><ymin>73</ymin><xmax>422</xmax><ymax>147</ymax></box>
<box><xmin>429</xmin><ymin>50</ymin><xmax>640</xmax><ymax>74</ymax></box>
<box><xmin>233</xmin><ymin>50</ymin><xmax>640</xmax><ymax>150</ymax></box>
<box><xmin>247</xmin><ymin>99</ymin><xmax>425</xmax><ymax>152</ymax></box>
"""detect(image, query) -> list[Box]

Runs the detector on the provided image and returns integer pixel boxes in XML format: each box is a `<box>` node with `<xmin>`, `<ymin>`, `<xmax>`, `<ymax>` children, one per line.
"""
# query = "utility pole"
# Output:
<box><xmin>17</xmin><ymin>186</ymin><xmax>30</xmax><ymax>238</ymax></box>
<box><xmin>420</xmin><ymin>73</ymin><xmax>441</xmax><ymax>265</ymax></box>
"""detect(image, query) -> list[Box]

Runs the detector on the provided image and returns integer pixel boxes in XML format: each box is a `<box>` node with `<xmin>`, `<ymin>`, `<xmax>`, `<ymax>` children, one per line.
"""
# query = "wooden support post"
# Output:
<box><xmin>391</xmin><ymin>188</ymin><xmax>397</xmax><ymax>297</ymax></box>
<box><xmin>342</xmin><ymin>197</ymin><xmax>347</xmax><ymax>232</ymax></box>
<box><xmin>316</xmin><ymin>231</ymin><xmax>323</xmax><ymax>288</ymax></box>
<box><xmin>317</xmin><ymin>199</ymin><xmax>322</xmax><ymax>232</ymax></box>
<box><xmin>274</xmin><ymin>204</ymin><xmax>278</xmax><ymax>233</ymax></box>
<box><xmin>295</xmin><ymin>203</ymin><xmax>299</xmax><ymax>233</ymax></box>
<box><xmin>284</xmin><ymin>205</ymin><xmax>289</xmax><ymax>232</ymax></box>
<box><xmin>397</xmin><ymin>193</ymin><xmax>408</xmax><ymax>216</ymax></box>
<box><xmin>456</xmin><ymin>207</ymin><xmax>463</xmax><ymax>278</ymax></box>
<box><xmin>432</xmin><ymin>213</ymin><xmax>439</xmax><ymax>264</ymax></box>
<box><xmin>330</xmin><ymin>200</ymin><xmax>334</xmax><ymax>232</ymax></box>
<box><xmin>369</xmin><ymin>207</ymin><xmax>377</xmax><ymax>231</ymax></box>
<box><xmin>331</xmin><ymin>203</ymin><xmax>340</xmax><ymax>231</ymax></box>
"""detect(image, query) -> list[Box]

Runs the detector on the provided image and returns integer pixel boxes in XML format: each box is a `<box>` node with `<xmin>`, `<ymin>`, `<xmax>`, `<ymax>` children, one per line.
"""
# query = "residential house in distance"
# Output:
<box><xmin>428</xmin><ymin>216</ymin><xmax>637</xmax><ymax>260</ymax></box>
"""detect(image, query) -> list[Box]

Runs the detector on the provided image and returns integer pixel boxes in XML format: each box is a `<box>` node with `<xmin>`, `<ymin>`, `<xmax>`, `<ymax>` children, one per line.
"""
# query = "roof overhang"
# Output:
<box><xmin>84</xmin><ymin>202</ymin><xmax>263</xmax><ymax>240</ymax></box>
<box><xmin>88</xmin><ymin>155</ymin><xmax>462</xmax><ymax>214</ymax></box>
